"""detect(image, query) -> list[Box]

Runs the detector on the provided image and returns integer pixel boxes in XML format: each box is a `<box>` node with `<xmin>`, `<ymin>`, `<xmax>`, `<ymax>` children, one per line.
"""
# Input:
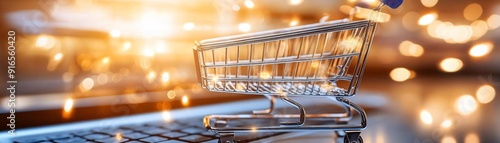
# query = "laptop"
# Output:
<box><xmin>0</xmin><ymin>86</ymin><xmax>388</xmax><ymax>143</ymax></box>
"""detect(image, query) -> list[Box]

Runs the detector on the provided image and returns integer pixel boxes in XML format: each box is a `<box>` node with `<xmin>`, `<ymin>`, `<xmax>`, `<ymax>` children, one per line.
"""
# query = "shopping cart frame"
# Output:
<box><xmin>193</xmin><ymin>1</ymin><xmax>402</xmax><ymax>142</ymax></box>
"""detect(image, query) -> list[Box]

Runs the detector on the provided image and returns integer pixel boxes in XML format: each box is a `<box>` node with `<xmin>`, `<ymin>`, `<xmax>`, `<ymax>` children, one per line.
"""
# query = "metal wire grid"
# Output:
<box><xmin>194</xmin><ymin>20</ymin><xmax>374</xmax><ymax>96</ymax></box>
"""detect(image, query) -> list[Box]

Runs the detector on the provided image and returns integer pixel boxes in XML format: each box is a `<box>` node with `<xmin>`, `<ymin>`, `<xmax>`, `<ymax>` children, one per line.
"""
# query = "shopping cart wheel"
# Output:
<box><xmin>344</xmin><ymin>132</ymin><xmax>363</xmax><ymax>143</ymax></box>
<box><xmin>218</xmin><ymin>133</ymin><xmax>235</xmax><ymax>143</ymax></box>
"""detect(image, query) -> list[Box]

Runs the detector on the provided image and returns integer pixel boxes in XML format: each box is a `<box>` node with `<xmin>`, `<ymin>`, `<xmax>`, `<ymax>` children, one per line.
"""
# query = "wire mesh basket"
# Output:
<box><xmin>193</xmin><ymin>1</ymin><xmax>402</xmax><ymax>143</ymax></box>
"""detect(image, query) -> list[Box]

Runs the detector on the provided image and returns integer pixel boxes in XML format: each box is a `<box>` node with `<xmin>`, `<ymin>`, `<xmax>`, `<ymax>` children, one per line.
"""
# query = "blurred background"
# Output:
<box><xmin>1</xmin><ymin>0</ymin><xmax>499</xmax><ymax>142</ymax></box>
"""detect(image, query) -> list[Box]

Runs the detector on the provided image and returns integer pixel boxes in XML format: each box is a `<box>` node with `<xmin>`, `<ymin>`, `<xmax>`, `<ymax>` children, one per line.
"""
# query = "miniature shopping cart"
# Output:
<box><xmin>193</xmin><ymin>1</ymin><xmax>402</xmax><ymax>143</ymax></box>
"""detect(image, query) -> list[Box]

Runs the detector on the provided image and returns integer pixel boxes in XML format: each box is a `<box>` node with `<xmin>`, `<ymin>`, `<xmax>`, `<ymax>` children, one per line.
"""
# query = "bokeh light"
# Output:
<box><xmin>181</xmin><ymin>95</ymin><xmax>189</xmax><ymax>106</ymax></box>
<box><xmin>122</xmin><ymin>41</ymin><xmax>131</xmax><ymax>51</ymax></box>
<box><xmin>469</xmin><ymin>42</ymin><xmax>493</xmax><ymax>57</ymax></box>
<box><xmin>418</xmin><ymin>13</ymin><xmax>437</xmax><ymax>26</ymax></box>
<box><xmin>53</xmin><ymin>53</ymin><xmax>63</xmax><ymax>61</ymax></box>
<box><xmin>421</xmin><ymin>0</ymin><xmax>438</xmax><ymax>7</ymax></box>
<box><xmin>470</xmin><ymin>20</ymin><xmax>488</xmax><ymax>40</ymax></box>
<box><xmin>290</xmin><ymin>20</ymin><xmax>299</xmax><ymax>26</ymax></box>
<box><xmin>456</xmin><ymin>95</ymin><xmax>478</xmax><ymax>115</ymax></box>
<box><xmin>441</xmin><ymin>136</ymin><xmax>457</xmax><ymax>143</ymax></box>
<box><xmin>97</xmin><ymin>74</ymin><xmax>109</xmax><ymax>85</ymax></box>
<box><xmin>167</xmin><ymin>90</ymin><xmax>176</xmax><ymax>99</ymax></box>
<box><xmin>464</xmin><ymin>133</ymin><xmax>480</xmax><ymax>143</ymax></box>
<box><xmin>64</xmin><ymin>98</ymin><xmax>74</xmax><ymax>112</ymax></box>
<box><xmin>238</xmin><ymin>23</ymin><xmax>251</xmax><ymax>32</ymax></box>
<box><xmin>476</xmin><ymin>84</ymin><xmax>495</xmax><ymax>104</ymax></box>
<box><xmin>244</xmin><ymin>0</ymin><xmax>254</xmax><ymax>8</ymax></box>
<box><xmin>487</xmin><ymin>14</ymin><xmax>500</xmax><ymax>30</ymax></box>
<box><xmin>420</xmin><ymin>110</ymin><xmax>433</xmax><ymax>125</ymax></box>
<box><xmin>399</xmin><ymin>41</ymin><xmax>424</xmax><ymax>57</ymax></box>
<box><xmin>441</xmin><ymin>119</ymin><xmax>452</xmax><ymax>128</ymax></box>
<box><xmin>183</xmin><ymin>22</ymin><xmax>195</xmax><ymax>31</ymax></box>
<box><xmin>102</xmin><ymin>57</ymin><xmax>110</xmax><ymax>64</ymax></box>
<box><xmin>161</xmin><ymin>72</ymin><xmax>170</xmax><ymax>83</ymax></box>
<box><xmin>81</xmin><ymin>78</ymin><xmax>95</xmax><ymax>91</ymax></box>
<box><xmin>147</xmin><ymin>71</ymin><xmax>156</xmax><ymax>83</ymax></box>
<box><xmin>402</xmin><ymin>12</ymin><xmax>420</xmax><ymax>31</ymax></box>
<box><xmin>390</xmin><ymin>68</ymin><xmax>411</xmax><ymax>82</ymax></box>
<box><xmin>288</xmin><ymin>0</ymin><xmax>302</xmax><ymax>5</ymax></box>
<box><xmin>463</xmin><ymin>3</ymin><xmax>482</xmax><ymax>21</ymax></box>
<box><xmin>109</xmin><ymin>29</ymin><xmax>121</xmax><ymax>38</ymax></box>
<box><xmin>162</xmin><ymin>111</ymin><xmax>173</xmax><ymax>122</ymax></box>
<box><xmin>35</xmin><ymin>35</ymin><xmax>56</xmax><ymax>49</ymax></box>
<box><xmin>439</xmin><ymin>58</ymin><xmax>463</xmax><ymax>73</ymax></box>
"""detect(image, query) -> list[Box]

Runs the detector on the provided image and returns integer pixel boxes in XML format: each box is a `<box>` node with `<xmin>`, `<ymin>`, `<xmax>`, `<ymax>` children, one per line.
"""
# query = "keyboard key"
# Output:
<box><xmin>180</xmin><ymin>127</ymin><xmax>206</xmax><ymax>134</ymax></box>
<box><xmin>158</xmin><ymin>140</ymin><xmax>188</xmax><ymax>143</ymax></box>
<box><xmin>13</xmin><ymin>137</ymin><xmax>47</xmax><ymax>143</ymax></box>
<box><xmin>95</xmin><ymin>137</ymin><xmax>129</xmax><ymax>143</ymax></box>
<box><xmin>161</xmin><ymin>132</ymin><xmax>188</xmax><ymax>138</ymax></box>
<box><xmin>125</xmin><ymin>141</ymin><xmax>144</xmax><ymax>143</ymax></box>
<box><xmin>200</xmin><ymin>131</ymin><xmax>216</xmax><ymax>136</ymax></box>
<box><xmin>142</xmin><ymin>127</ymin><xmax>169</xmax><ymax>135</ymax></box>
<box><xmin>122</xmin><ymin>132</ymin><xmax>149</xmax><ymax>139</ymax></box>
<box><xmin>83</xmin><ymin>134</ymin><xmax>110</xmax><ymax>140</ymax></box>
<box><xmin>160</xmin><ymin>124</ymin><xmax>184</xmax><ymax>130</ymax></box>
<box><xmin>72</xmin><ymin>130</ymin><xmax>93</xmax><ymax>136</ymax></box>
<box><xmin>139</xmin><ymin>136</ymin><xmax>168</xmax><ymax>142</ymax></box>
<box><xmin>202</xmin><ymin>139</ymin><xmax>219</xmax><ymax>143</ymax></box>
<box><xmin>128</xmin><ymin>126</ymin><xmax>158</xmax><ymax>132</ymax></box>
<box><xmin>120</xmin><ymin>124</ymin><xmax>147</xmax><ymax>130</ymax></box>
<box><xmin>46</xmin><ymin>133</ymin><xmax>73</xmax><ymax>140</ymax></box>
<box><xmin>96</xmin><ymin>128</ymin><xmax>134</xmax><ymax>135</ymax></box>
<box><xmin>179</xmin><ymin>135</ymin><xmax>212</xmax><ymax>142</ymax></box>
<box><xmin>53</xmin><ymin>137</ymin><xmax>87</xmax><ymax>143</ymax></box>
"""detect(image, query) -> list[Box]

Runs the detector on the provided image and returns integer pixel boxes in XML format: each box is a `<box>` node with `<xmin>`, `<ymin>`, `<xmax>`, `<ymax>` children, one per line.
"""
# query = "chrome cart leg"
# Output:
<box><xmin>218</xmin><ymin>133</ymin><xmax>235</xmax><ymax>143</ymax></box>
<box><xmin>336</xmin><ymin>97</ymin><xmax>367</xmax><ymax>128</ymax></box>
<box><xmin>327</xmin><ymin>96</ymin><xmax>353</xmax><ymax>121</ymax></box>
<box><xmin>252</xmin><ymin>95</ymin><xmax>276</xmax><ymax>114</ymax></box>
<box><xmin>344</xmin><ymin>131</ymin><xmax>363</xmax><ymax>143</ymax></box>
<box><xmin>279</xmin><ymin>96</ymin><xmax>306</xmax><ymax>126</ymax></box>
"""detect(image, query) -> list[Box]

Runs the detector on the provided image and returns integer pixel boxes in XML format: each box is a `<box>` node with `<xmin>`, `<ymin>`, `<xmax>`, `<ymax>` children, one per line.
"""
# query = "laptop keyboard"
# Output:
<box><xmin>11</xmin><ymin>117</ymin><xmax>285</xmax><ymax>143</ymax></box>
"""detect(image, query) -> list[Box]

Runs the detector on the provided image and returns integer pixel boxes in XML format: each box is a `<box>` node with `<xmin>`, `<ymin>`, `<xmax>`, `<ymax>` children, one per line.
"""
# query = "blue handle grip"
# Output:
<box><xmin>382</xmin><ymin>0</ymin><xmax>403</xmax><ymax>9</ymax></box>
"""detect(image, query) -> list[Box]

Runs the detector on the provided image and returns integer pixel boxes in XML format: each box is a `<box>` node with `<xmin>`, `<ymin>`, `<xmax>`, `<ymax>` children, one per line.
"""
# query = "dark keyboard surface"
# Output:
<box><xmin>11</xmin><ymin>117</ymin><xmax>285</xmax><ymax>143</ymax></box>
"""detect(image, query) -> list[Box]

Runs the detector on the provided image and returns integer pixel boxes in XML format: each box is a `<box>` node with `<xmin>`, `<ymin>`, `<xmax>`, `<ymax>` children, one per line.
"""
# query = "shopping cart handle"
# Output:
<box><xmin>381</xmin><ymin>0</ymin><xmax>403</xmax><ymax>9</ymax></box>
